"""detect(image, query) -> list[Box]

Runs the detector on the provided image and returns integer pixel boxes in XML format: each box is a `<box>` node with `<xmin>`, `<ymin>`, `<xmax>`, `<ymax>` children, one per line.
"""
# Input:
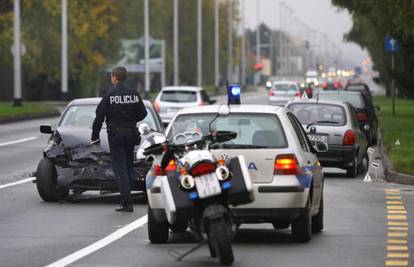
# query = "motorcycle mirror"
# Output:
<box><xmin>138</xmin><ymin>123</ymin><xmax>151</xmax><ymax>135</ymax></box>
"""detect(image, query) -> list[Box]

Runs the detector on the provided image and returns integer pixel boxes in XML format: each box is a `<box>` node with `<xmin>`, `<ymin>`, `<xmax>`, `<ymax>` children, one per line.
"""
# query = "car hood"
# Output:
<box><xmin>58</xmin><ymin>127</ymin><xmax>110</xmax><ymax>152</ymax></box>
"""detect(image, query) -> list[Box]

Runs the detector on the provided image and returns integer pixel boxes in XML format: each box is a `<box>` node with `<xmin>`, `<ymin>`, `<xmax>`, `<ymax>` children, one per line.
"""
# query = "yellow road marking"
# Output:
<box><xmin>385</xmin><ymin>192</ymin><xmax>401</xmax><ymax>196</ymax></box>
<box><xmin>388</xmin><ymin>221</ymin><xmax>409</xmax><ymax>226</ymax></box>
<box><xmin>388</xmin><ymin>210</ymin><xmax>407</xmax><ymax>214</ymax></box>
<box><xmin>385</xmin><ymin>189</ymin><xmax>401</xmax><ymax>192</ymax></box>
<box><xmin>388</xmin><ymin>240</ymin><xmax>408</xmax><ymax>244</ymax></box>
<box><xmin>386</xmin><ymin>196</ymin><xmax>402</xmax><ymax>200</ymax></box>
<box><xmin>385</xmin><ymin>260</ymin><xmax>408</xmax><ymax>266</ymax></box>
<box><xmin>387</xmin><ymin>246</ymin><xmax>408</xmax><ymax>251</ymax></box>
<box><xmin>387</xmin><ymin>201</ymin><xmax>403</xmax><ymax>205</ymax></box>
<box><xmin>389</xmin><ymin>227</ymin><xmax>409</xmax><ymax>231</ymax></box>
<box><xmin>387</xmin><ymin>253</ymin><xmax>410</xmax><ymax>258</ymax></box>
<box><xmin>387</xmin><ymin>206</ymin><xmax>406</xmax><ymax>210</ymax></box>
<box><xmin>388</xmin><ymin>232</ymin><xmax>408</xmax><ymax>238</ymax></box>
<box><xmin>387</xmin><ymin>215</ymin><xmax>408</xmax><ymax>220</ymax></box>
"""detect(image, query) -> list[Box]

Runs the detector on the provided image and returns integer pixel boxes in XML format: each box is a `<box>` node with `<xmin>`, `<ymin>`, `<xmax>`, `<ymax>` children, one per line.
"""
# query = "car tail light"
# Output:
<box><xmin>164</xmin><ymin>160</ymin><xmax>176</xmax><ymax>172</ymax></box>
<box><xmin>295</xmin><ymin>92</ymin><xmax>301</xmax><ymax>97</ymax></box>
<box><xmin>191</xmin><ymin>162</ymin><xmax>216</xmax><ymax>177</ymax></box>
<box><xmin>357</xmin><ymin>112</ymin><xmax>367</xmax><ymax>122</ymax></box>
<box><xmin>153</xmin><ymin>164</ymin><xmax>163</xmax><ymax>176</ymax></box>
<box><xmin>274</xmin><ymin>154</ymin><xmax>300</xmax><ymax>175</ymax></box>
<box><xmin>343</xmin><ymin>130</ymin><xmax>356</xmax><ymax>145</ymax></box>
<box><xmin>322</xmin><ymin>82</ymin><xmax>328</xmax><ymax>89</ymax></box>
<box><xmin>153</xmin><ymin>101</ymin><xmax>160</xmax><ymax>113</ymax></box>
<box><xmin>268</xmin><ymin>91</ymin><xmax>274</xmax><ymax>96</ymax></box>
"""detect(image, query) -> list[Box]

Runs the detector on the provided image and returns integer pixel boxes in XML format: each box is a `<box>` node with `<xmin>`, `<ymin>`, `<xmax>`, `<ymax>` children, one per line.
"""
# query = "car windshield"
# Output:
<box><xmin>59</xmin><ymin>104</ymin><xmax>157</xmax><ymax>129</ymax></box>
<box><xmin>288</xmin><ymin>103</ymin><xmax>347</xmax><ymax>126</ymax></box>
<box><xmin>275</xmin><ymin>84</ymin><xmax>297</xmax><ymax>92</ymax></box>
<box><xmin>318</xmin><ymin>93</ymin><xmax>365</xmax><ymax>109</ymax></box>
<box><xmin>168</xmin><ymin>113</ymin><xmax>287</xmax><ymax>148</ymax></box>
<box><xmin>160</xmin><ymin>90</ymin><xmax>197</xmax><ymax>103</ymax></box>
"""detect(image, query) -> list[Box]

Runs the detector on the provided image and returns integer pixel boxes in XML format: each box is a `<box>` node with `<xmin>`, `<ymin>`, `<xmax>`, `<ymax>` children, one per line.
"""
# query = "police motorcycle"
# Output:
<box><xmin>143</xmin><ymin>105</ymin><xmax>254</xmax><ymax>266</ymax></box>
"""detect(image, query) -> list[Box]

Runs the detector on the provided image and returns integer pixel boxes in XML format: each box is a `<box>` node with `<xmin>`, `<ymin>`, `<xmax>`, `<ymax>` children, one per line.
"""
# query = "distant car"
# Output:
<box><xmin>149</xmin><ymin>104</ymin><xmax>326</xmax><ymax>242</ymax></box>
<box><xmin>344</xmin><ymin>83</ymin><xmax>373</xmax><ymax>102</ymax></box>
<box><xmin>321</xmin><ymin>80</ymin><xmax>343</xmax><ymax>90</ymax></box>
<box><xmin>35</xmin><ymin>98</ymin><xmax>164</xmax><ymax>202</ymax></box>
<box><xmin>153</xmin><ymin>86</ymin><xmax>216</xmax><ymax>126</ymax></box>
<box><xmin>316</xmin><ymin>91</ymin><xmax>378</xmax><ymax>145</ymax></box>
<box><xmin>305</xmin><ymin>70</ymin><xmax>319</xmax><ymax>86</ymax></box>
<box><xmin>286</xmin><ymin>100</ymin><xmax>369</xmax><ymax>177</ymax></box>
<box><xmin>268</xmin><ymin>81</ymin><xmax>302</xmax><ymax>106</ymax></box>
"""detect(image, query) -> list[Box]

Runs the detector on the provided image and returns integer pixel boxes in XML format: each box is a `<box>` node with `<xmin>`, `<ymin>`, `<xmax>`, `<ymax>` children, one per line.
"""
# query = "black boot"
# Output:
<box><xmin>115</xmin><ymin>205</ymin><xmax>134</xmax><ymax>212</ymax></box>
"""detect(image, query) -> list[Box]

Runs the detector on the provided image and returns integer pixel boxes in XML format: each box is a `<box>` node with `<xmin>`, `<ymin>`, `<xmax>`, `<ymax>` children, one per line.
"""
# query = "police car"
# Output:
<box><xmin>147</xmin><ymin>103</ymin><xmax>326</xmax><ymax>242</ymax></box>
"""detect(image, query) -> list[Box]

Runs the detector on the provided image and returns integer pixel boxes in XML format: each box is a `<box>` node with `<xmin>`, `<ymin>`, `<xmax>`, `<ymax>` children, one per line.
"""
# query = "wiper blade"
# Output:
<box><xmin>222</xmin><ymin>144</ymin><xmax>268</xmax><ymax>149</ymax></box>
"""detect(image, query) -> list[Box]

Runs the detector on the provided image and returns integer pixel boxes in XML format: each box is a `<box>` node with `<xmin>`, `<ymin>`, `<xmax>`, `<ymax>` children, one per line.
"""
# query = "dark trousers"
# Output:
<box><xmin>108</xmin><ymin>131</ymin><xmax>136</xmax><ymax>207</ymax></box>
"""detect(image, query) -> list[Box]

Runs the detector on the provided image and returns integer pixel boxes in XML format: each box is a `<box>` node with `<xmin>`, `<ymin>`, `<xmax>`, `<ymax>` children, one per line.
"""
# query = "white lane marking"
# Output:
<box><xmin>45</xmin><ymin>215</ymin><xmax>148</xmax><ymax>267</ymax></box>
<box><xmin>0</xmin><ymin>136</ymin><xmax>38</xmax><ymax>147</ymax></box>
<box><xmin>0</xmin><ymin>177</ymin><xmax>35</xmax><ymax>189</ymax></box>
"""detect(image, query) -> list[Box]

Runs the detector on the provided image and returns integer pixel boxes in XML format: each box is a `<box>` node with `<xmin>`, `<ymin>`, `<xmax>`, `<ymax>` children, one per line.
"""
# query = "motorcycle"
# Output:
<box><xmin>144</xmin><ymin>117</ymin><xmax>254</xmax><ymax>265</ymax></box>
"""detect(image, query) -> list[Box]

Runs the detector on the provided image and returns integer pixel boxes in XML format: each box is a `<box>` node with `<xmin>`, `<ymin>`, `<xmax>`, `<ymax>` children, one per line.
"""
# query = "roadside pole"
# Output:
<box><xmin>13</xmin><ymin>0</ymin><xmax>22</xmax><ymax>107</ymax></box>
<box><xmin>384</xmin><ymin>36</ymin><xmax>401</xmax><ymax>117</ymax></box>
<box><xmin>255</xmin><ymin>0</ymin><xmax>260</xmax><ymax>86</ymax></box>
<box><xmin>173</xmin><ymin>0</ymin><xmax>179</xmax><ymax>85</ymax></box>
<box><xmin>144</xmin><ymin>0</ymin><xmax>150</xmax><ymax>98</ymax></box>
<box><xmin>391</xmin><ymin>53</ymin><xmax>395</xmax><ymax>117</ymax></box>
<box><xmin>241</xmin><ymin>0</ymin><xmax>246</xmax><ymax>86</ymax></box>
<box><xmin>61</xmin><ymin>0</ymin><xmax>68</xmax><ymax>100</ymax></box>
<box><xmin>197</xmin><ymin>0</ymin><xmax>202</xmax><ymax>87</ymax></box>
<box><xmin>214</xmin><ymin>0</ymin><xmax>219</xmax><ymax>91</ymax></box>
<box><xmin>227</xmin><ymin>0</ymin><xmax>233</xmax><ymax>83</ymax></box>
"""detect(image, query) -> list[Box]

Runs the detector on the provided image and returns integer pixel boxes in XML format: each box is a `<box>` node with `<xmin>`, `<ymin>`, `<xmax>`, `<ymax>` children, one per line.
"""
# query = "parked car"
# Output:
<box><xmin>316</xmin><ymin>91</ymin><xmax>378</xmax><ymax>145</ymax></box>
<box><xmin>35</xmin><ymin>98</ymin><xmax>164</xmax><ymax>202</ymax></box>
<box><xmin>344</xmin><ymin>82</ymin><xmax>373</xmax><ymax>102</ymax></box>
<box><xmin>153</xmin><ymin>86</ymin><xmax>216</xmax><ymax>126</ymax></box>
<box><xmin>268</xmin><ymin>81</ymin><xmax>302</xmax><ymax>106</ymax></box>
<box><xmin>286</xmin><ymin>100</ymin><xmax>369</xmax><ymax>177</ymax></box>
<box><xmin>148</xmin><ymin>104</ymin><xmax>326</xmax><ymax>242</ymax></box>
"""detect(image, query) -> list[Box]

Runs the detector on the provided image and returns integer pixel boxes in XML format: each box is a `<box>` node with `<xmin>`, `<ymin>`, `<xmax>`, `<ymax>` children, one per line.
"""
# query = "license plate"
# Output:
<box><xmin>308</xmin><ymin>134</ymin><xmax>328</xmax><ymax>142</ymax></box>
<box><xmin>195</xmin><ymin>173</ymin><xmax>222</xmax><ymax>199</ymax></box>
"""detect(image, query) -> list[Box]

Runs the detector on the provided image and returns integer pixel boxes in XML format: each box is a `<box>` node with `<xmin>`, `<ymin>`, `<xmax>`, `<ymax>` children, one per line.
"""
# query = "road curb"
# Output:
<box><xmin>0</xmin><ymin>109</ymin><xmax>61</xmax><ymax>124</ymax></box>
<box><xmin>378</xmin><ymin>132</ymin><xmax>414</xmax><ymax>185</ymax></box>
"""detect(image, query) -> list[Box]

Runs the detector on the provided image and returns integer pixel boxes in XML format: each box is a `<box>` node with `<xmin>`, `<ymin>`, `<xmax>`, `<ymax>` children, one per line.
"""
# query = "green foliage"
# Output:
<box><xmin>0</xmin><ymin>101</ymin><xmax>57</xmax><ymax>119</ymax></box>
<box><xmin>331</xmin><ymin>0</ymin><xmax>414</xmax><ymax>98</ymax></box>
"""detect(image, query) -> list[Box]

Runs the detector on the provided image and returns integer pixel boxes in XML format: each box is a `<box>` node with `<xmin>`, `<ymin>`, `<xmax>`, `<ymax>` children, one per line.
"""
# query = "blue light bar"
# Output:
<box><xmin>228</xmin><ymin>84</ymin><xmax>241</xmax><ymax>104</ymax></box>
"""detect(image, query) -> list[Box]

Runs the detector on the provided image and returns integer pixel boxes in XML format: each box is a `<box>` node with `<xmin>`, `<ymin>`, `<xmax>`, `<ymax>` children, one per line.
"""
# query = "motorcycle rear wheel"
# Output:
<box><xmin>209</xmin><ymin>218</ymin><xmax>234</xmax><ymax>265</ymax></box>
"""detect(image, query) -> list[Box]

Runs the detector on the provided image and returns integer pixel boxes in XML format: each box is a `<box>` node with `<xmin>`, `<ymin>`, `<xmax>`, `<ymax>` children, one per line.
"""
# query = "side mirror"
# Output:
<box><xmin>313</xmin><ymin>141</ymin><xmax>328</xmax><ymax>153</ymax></box>
<box><xmin>40</xmin><ymin>125</ymin><xmax>53</xmax><ymax>134</ymax></box>
<box><xmin>209</xmin><ymin>99</ymin><xmax>217</xmax><ymax>105</ymax></box>
<box><xmin>138</xmin><ymin>123</ymin><xmax>151</xmax><ymax>136</ymax></box>
<box><xmin>364</xmin><ymin>124</ymin><xmax>370</xmax><ymax>132</ymax></box>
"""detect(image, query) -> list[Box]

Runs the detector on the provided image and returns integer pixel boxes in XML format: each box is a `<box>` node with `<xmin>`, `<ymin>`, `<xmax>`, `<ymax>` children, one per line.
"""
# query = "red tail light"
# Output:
<box><xmin>153</xmin><ymin>164</ymin><xmax>164</xmax><ymax>176</ymax></box>
<box><xmin>295</xmin><ymin>92</ymin><xmax>301</xmax><ymax>97</ymax></box>
<box><xmin>269</xmin><ymin>91</ymin><xmax>274</xmax><ymax>96</ymax></box>
<box><xmin>191</xmin><ymin>162</ymin><xmax>216</xmax><ymax>177</ymax></box>
<box><xmin>274</xmin><ymin>154</ymin><xmax>300</xmax><ymax>175</ymax></box>
<box><xmin>357</xmin><ymin>112</ymin><xmax>367</xmax><ymax>122</ymax></box>
<box><xmin>153</xmin><ymin>101</ymin><xmax>160</xmax><ymax>113</ymax></box>
<box><xmin>164</xmin><ymin>160</ymin><xmax>177</xmax><ymax>172</ymax></box>
<box><xmin>322</xmin><ymin>82</ymin><xmax>328</xmax><ymax>89</ymax></box>
<box><xmin>343</xmin><ymin>130</ymin><xmax>356</xmax><ymax>145</ymax></box>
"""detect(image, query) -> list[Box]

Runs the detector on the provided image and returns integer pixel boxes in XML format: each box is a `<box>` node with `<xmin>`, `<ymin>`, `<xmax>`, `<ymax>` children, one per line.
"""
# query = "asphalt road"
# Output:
<box><xmin>0</xmin><ymin>89</ymin><xmax>413</xmax><ymax>267</ymax></box>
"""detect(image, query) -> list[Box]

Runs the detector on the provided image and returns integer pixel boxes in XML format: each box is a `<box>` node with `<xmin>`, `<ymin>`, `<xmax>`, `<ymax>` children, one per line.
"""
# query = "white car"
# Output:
<box><xmin>268</xmin><ymin>81</ymin><xmax>301</xmax><ymax>106</ymax></box>
<box><xmin>147</xmin><ymin>104</ymin><xmax>326</xmax><ymax>242</ymax></box>
<box><xmin>153</xmin><ymin>86</ymin><xmax>216</xmax><ymax>126</ymax></box>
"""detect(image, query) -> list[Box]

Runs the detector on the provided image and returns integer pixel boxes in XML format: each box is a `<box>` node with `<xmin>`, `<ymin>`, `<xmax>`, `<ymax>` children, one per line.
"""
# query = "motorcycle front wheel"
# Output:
<box><xmin>208</xmin><ymin>218</ymin><xmax>234</xmax><ymax>265</ymax></box>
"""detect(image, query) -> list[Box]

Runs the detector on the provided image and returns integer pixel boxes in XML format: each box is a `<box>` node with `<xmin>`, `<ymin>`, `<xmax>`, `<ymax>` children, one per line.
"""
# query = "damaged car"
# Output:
<box><xmin>35</xmin><ymin>98</ymin><xmax>164</xmax><ymax>202</ymax></box>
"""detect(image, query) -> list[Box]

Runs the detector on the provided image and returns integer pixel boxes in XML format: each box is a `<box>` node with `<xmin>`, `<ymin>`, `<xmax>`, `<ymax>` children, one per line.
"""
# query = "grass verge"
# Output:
<box><xmin>374</xmin><ymin>96</ymin><xmax>414</xmax><ymax>175</ymax></box>
<box><xmin>0</xmin><ymin>102</ymin><xmax>58</xmax><ymax>120</ymax></box>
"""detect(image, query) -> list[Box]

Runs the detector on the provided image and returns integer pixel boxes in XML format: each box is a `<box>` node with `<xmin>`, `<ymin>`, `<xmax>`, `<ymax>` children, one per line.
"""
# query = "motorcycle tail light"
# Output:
<box><xmin>274</xmin><ymin>154</ymin><xmax>300</xmax><ymax>175</ymax></box>
<box><xmin>191</xmin><ymin>162</ymin><xmax>216</xmax><ymax>177</ymax></box>
<box><xmin>164</xmin><ymin>160</ymin><xmax>176</xmax><ymax>172</ymax></box>
<box><xmin>343</xmin><ymin>129</ymin><xmax>356</xmax><ymax>145</ymax></box>
<box><xmin>153</xmin><ymin>164</ymin><xmax>163</xmax><ymax>176</ymax></box>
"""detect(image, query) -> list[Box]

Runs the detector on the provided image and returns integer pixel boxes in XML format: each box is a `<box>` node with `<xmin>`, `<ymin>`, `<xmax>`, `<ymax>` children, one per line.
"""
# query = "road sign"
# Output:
<box><xmin>384</xmin><ymin>37</ymin><xmax>401</xmax><ymax>53</ymax></box>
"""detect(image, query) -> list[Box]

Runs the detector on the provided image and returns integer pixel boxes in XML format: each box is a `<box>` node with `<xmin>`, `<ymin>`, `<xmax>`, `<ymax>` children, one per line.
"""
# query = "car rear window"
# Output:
<box><xmin>318</xmin><ymin>93</ymin><xmax>365</xmax><ymax>109</ymax></box>
<box><xmin>275</xmin><ymin>84</ymin><xmax>298</xmax><ymax>92</ymax></box>
<box><xmin>346</xmin><ymin>85</ymin><xmax>366</xmax><ymax>91</ymax></box>
<box><xmin>288</xmin><ymin>103</ymin><xmax>347</xmax><ymax>126</ymax></box>
<box><xmin>160</xmin><ymin>90</ymin><xmax>197</xmax><ymax>103</ymax></box>
<box><xmin>168</xmin><ymin>113</ymin><xmax>287</xmax><ymax>148</ymax></box>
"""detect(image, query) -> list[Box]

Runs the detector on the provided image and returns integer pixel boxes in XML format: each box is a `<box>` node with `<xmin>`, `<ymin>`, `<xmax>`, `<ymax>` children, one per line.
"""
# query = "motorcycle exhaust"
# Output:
<box><xmin>216</xmin><ymin>166</ymin><xmax>230</xmax><ymax>181</ymax></box>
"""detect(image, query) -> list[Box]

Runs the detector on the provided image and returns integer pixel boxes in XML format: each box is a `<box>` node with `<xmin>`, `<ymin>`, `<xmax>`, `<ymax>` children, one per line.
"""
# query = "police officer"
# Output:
<box><xmin>91</xmin><ymin>66</ymin><xmax>147</xmax><ymax>212</ymax></box>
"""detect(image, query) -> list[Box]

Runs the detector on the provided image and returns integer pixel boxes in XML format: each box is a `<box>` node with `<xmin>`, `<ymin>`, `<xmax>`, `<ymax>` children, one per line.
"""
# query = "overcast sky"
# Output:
<box><xmin>243</xmin><ymin>0</ymin><xmax>368</xmax><ymax>66</ymax></box>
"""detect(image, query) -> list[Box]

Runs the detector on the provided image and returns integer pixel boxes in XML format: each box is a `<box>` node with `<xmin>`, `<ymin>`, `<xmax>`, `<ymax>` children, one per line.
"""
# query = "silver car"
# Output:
<box><xmin>148</xmin><ymin>105</ymin><xmax>326</xmax><ymax>242</ymax></box>
<box><xmin>268</xmin><ymin>81</ymin><xmax>301</xmax><ymax>106</ymax></box>
<box><xmin>286</xmin><ymin>100</ymin><xmax>369</xmax><ymax>177</ymax></box>
<box><xmin>153</xmin><ymin>86</ymin><xmax>216</xmax><ymax>126</ymax></box>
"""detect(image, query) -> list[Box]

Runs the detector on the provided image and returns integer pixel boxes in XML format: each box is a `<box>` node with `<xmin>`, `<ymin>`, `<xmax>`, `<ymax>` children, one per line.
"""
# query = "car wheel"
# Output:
<box><xmin>312</xmin><ymin>195</ymin><xmax>324</xmax><ymax>233</ymax></box>
<box><xmin>147</xmin><ymin>206</ymin><xmax>169</xmax><ymax>243</ymax></box>
<box><xmin>170</xmin><ymin>223</ymin><xmax>187</xmax><ymax>233</ymax></box>
<box><xmin>357</xmin><ymin>153</ymin><xmax>369</xmax><ymax>175</ymax></box>
<box><xmin>346</xmin><ymin>155</ymin><xmax>357</xmax><ymax>178</ymax></box>
<box><xmin>36</xmin><ymin>158</ymin><xmax>68</xmax><ymax>202</ymax></box>
<box><xmin>291</xmin><ymin>198</ymin><xmax>312</xmax><ymax>242</ymax></box>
